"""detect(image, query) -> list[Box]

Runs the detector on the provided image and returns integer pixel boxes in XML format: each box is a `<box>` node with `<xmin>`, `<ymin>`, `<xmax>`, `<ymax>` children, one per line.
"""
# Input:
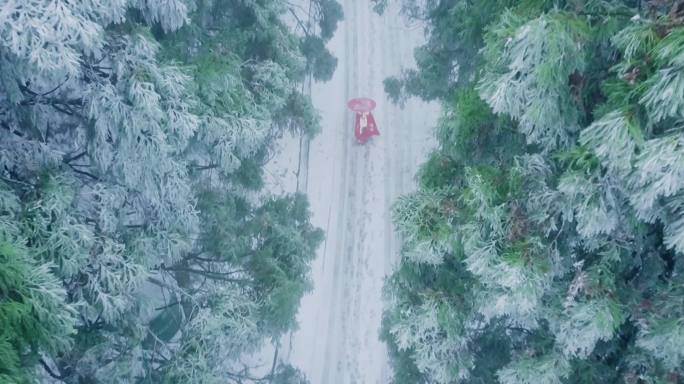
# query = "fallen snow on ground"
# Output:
<box><xmin>262</xmin><ymin>2</ymin><xmax>439</xmax><ymax>383</ymax></box>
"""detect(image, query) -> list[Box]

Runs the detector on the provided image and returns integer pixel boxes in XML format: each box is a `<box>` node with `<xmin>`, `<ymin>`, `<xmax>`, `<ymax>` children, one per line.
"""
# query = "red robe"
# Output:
<box><xmin>354</xmin><ymin>112</ymin><xmax>380</xmax><ymax>144</ymax></box>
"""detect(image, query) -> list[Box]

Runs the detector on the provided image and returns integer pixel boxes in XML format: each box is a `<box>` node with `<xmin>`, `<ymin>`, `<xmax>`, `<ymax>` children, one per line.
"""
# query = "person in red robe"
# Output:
<box><xmin>354</xmin><ymin>111</ymin><xmax>380</xmax><ymax>144</ymax></box>
<box><xmin>347</xmin><ymin>97</ymin><xmax>379</xmax><ymax>144</ymax></box>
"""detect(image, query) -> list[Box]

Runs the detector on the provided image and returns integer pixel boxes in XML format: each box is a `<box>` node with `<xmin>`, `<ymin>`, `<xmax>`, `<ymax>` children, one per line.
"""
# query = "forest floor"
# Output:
<box><xmin>261</xmin><ymin>1</ymin><xmax>438</xmax><ymax>383</ymax></box>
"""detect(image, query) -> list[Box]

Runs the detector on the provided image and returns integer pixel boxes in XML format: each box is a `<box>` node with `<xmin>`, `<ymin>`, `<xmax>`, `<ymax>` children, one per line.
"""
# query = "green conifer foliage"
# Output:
<box><xmin>384</xmin><ymin>1</ymin><xmax>684</xmax><ymax>383</ymax></box>
<box><xmin>0</xmin><ymin>0</ymin><xmax>336</xmax><ymax>382</ymax></box>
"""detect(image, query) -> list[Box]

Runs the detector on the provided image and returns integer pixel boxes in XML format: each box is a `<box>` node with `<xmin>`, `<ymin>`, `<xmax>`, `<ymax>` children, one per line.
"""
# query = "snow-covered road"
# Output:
<box><xmin>281</xmin><ymin>2</ymin><xmax>439</xmax><ymax>383</ymax></box>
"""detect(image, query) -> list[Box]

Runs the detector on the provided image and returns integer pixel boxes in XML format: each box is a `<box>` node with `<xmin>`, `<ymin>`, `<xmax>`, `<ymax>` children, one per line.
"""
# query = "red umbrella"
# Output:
<box><xmin>347</xmin><ymin>97</ymin><xmax>376</xmax><ymax>113</ymax></box>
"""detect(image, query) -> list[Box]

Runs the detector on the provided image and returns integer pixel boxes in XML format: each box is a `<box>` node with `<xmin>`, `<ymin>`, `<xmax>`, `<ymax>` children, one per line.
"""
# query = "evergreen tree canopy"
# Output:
<box><xmin>383</xmin><ymin>1</ymin><xmax>684</xmax><ymax>383</ymax></box>
<box><xmin>0</xmin><ymin>0</ymin><xmax>338</xmax><ymax>382</ymax></box>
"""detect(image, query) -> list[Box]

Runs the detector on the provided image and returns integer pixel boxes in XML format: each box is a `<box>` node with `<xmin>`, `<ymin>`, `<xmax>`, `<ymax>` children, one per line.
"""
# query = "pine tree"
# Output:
<box><xmin>0</xmin><ymin>0</ymin><xmax>336</xmax><ymax>382</ymax></box>
<box><xmin>382</xmin><ymin>1</ymin><xmax>684</xmax><ymax>383</ymax></box>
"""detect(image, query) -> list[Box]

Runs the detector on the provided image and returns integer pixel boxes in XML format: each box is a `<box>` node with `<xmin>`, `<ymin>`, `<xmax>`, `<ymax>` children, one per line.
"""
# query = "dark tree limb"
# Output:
<box><xmin>39</xmin><ymin>358</ymin><xmax>65</xmax><ymax>380</ymax></box>
<box><xmin>64</xmin><ymin>150</ymin><xmax>88</xmax><ymax>164</ymax></box>
<box><xmin>161</xmin><ymin>266</ymin><xmax>253</xmax><ymax>284</ymax></box>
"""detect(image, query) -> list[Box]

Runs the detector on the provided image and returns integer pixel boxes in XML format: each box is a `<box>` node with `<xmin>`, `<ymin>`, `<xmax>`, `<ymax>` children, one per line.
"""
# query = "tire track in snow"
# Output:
<box><xmin>319</xmin><ymin>0</ymin><xmax>355</xmax><ymax>379</ymax></box>
<box><xmin>381</xmin><ymin>10</ymin><xmax>397</xmax><ymax>289</ymax></box>
<box><xmin>343</xmin><ymin>26</ymin><xmax>373</xmax><ymax>384</ymax></box>
<box><xmin>338</xmin><ymin>1</ymin><xmax>374</xmax><ymax>383</ymax></box>
<box><xmin>321</xmin><ymin>0</ymin><xmax>369</xmax><ymax>379</ymax></box>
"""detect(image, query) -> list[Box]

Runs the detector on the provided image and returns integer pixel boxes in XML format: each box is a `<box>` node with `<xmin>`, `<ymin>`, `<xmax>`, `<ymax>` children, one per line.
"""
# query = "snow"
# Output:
<box><xmin>263</xmin><ymin>1</ymin><xmax>439</xmax><ymax>382</ymax></box>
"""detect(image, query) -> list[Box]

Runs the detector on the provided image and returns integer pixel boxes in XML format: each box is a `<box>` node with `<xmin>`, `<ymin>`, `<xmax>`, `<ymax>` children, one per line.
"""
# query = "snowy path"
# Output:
<box><xmin>282</xmin><ymin>2</ymin><xmax>439</xmax><ymax>383</ymax></box>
